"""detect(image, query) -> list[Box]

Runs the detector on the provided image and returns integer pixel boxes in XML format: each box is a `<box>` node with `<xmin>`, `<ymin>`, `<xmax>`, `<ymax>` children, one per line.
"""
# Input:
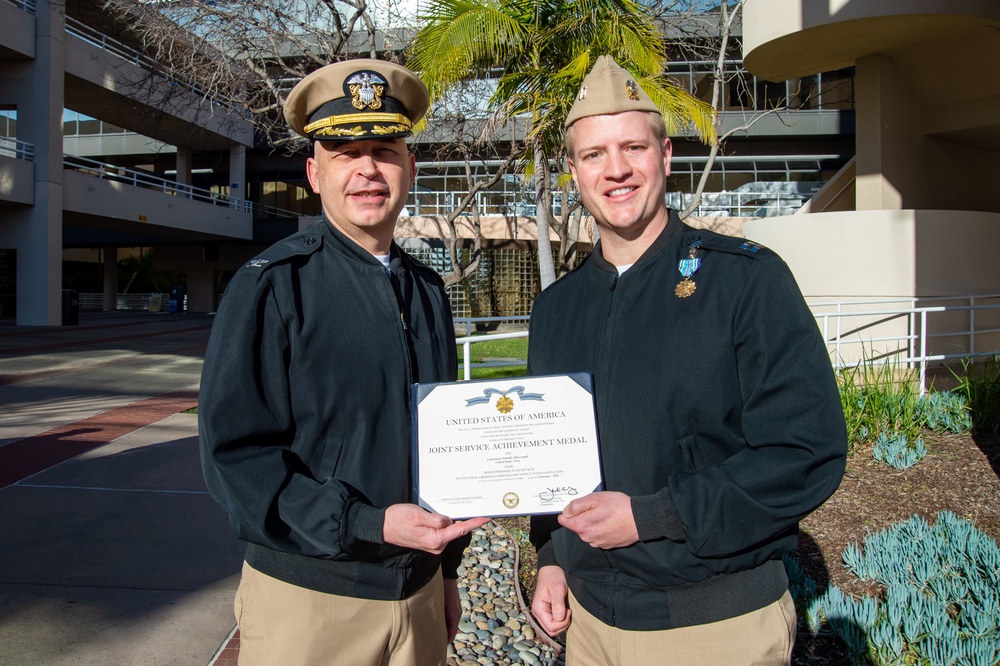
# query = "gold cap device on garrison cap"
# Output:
<box><xmin>564</xmin><ymin>55</ymin><xmax>661</xmax><ymax>128</ymax></box>
<box><xmin>284</xmin><ymin>59</ymin><xmax>430</xmax><ymax>141</ymax></box>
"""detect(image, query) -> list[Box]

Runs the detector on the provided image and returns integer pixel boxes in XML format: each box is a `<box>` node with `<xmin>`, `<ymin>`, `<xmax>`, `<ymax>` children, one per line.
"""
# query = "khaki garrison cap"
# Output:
<box><xmin>284</xmin><ymin>59</ymin><xmax>429</xmax><ymax>141</ymax></box>
<box><xmin>565</xmin><ymin>56</ymin><xmax>661</xmax><ymax>128</ymax></box>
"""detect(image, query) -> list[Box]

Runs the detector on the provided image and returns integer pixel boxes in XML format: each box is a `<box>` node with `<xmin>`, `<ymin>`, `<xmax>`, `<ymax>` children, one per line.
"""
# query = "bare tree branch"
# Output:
<box><xmin>101</xmin><ymin>0</ymin><xmax>384</xmax><ymax>150</ymax></box>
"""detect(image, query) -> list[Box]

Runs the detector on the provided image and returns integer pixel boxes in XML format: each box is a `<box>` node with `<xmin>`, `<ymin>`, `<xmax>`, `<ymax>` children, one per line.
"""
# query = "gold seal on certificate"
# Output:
<box><xmin>411</xmin><ymin>373</ymin><xmax>603</xmax><ymax>518</ymax></box>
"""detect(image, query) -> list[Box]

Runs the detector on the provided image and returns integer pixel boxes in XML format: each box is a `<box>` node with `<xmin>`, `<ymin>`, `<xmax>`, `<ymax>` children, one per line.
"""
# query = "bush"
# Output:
<box><xmin>953</xmin><ymin>356</ymin><xmax>1000</xmax><ymax>437</ymax></box>
<box><xmin>838</xmin><ymin>360</ymin><xmax>925</xmax><ymax>462</ymax></box>
<box><xmin>871</xmin><ymin>431</ymin><xmax>927</xmax><ymax>470</ymax></box>
<box><xmin>918</xmin><ymin>390</ymin><xmax>972</xmax><ymax>434</ymax></box>
<box><xmin>838</xmin><ymin>358</ymin><xmax>979</xmax><ymax>469</ymax></box>
<box><xmin>802</xmin><ymin>512</ymin><xmax>1000</xmax><ymax>666</ymax></box>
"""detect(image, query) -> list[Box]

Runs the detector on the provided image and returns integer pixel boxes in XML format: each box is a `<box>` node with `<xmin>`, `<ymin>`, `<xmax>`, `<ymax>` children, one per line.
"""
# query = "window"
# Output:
<box><xmin>819</xmin><ymin>68</ymin><xmax>854</xmax><ymax>110</ymax></box>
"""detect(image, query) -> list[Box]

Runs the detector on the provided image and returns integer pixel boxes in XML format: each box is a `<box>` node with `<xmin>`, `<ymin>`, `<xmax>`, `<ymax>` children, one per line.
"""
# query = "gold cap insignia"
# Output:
<box><xmin>347</xmin><ymin>71</ymin><xmax>385</xmax><ymax>111</ymax></box>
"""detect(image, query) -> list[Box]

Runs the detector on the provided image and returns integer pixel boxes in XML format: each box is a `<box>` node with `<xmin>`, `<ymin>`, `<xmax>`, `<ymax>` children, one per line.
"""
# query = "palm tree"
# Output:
<box><xmin>408</xmin><ymin>0</ymin><xmax>716</xmax><ymax>288</ymax></box>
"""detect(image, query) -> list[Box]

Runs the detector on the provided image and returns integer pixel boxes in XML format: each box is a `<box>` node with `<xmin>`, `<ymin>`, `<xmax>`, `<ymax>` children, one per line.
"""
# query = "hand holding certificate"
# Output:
<box><xmin>412</xmin><ymin>373</ymin><xmax>603</xmax><ymax>518</ymax></box>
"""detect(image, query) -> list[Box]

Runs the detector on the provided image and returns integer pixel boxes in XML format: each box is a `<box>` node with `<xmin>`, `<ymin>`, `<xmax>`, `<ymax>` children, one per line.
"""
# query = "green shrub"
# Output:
<box><xmin>953</xmin><ymin>355</ymin><xmax>1000</xmax><ymax>437</ymax></box>
<box><xmin>802</xmin><ymin>512</ymin><xmax>1000</xmax><ymax>666</ymax></box>
<box><xmin>837</xmin><ymin>360</ymin><xmax>925</xmax><ymax>458</ymax></box>
<box><xmin>918</xmin><ymin>390</ymin><xmax>972</xmax><ymax>434</ymax></box>
<box><xmin>871</xmin><ymin>431</ymin><xmax>927</xmax><ymax>470</ymax></box>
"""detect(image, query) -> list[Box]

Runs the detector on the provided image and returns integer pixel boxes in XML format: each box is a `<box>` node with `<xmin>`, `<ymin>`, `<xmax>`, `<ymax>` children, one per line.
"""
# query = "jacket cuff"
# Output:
<box><xmin>535</xmin><ymin>541</ymin><xmax>558</xmax><ymax>569</ymax></box>
<box><xmin>631</xmin><ymin>489</ymin><xmax>686</xmax><ymax>542</ymax></box>
<box><xmin>345</xmin><ymin>500</ymin><xmax>385</xmax><ymax>547</ymax></box>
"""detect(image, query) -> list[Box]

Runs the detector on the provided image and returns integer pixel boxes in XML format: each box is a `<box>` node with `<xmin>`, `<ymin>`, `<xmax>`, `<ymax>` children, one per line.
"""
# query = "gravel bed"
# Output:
<box><xmin>449</xmin><ymin>522</ymin><xmax>565</xmax><ymax>666</ymax></box>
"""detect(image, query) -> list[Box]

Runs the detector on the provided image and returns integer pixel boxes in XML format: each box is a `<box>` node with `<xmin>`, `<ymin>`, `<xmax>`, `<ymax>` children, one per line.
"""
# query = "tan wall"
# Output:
<box><xmin>743</xmin><ymin>210</ymin><xmax>916</xmax><ymax>298</ymax></box>
<box><xmin>391</xmin><ymin>215</ymin><xmax>747</xmax><ymax>245</ymax></box>
<box><xmin>742</xmin><ymin>1</ymin><xmax>1000</xmax><ymax>81</ymax></box>
<box><xmin>396</xmin><ymin>215</ymin><xmax>564</xmax><ymax>243</ymax></box>
<box><xmin>855</xmin><ymin>54</ymin><xmax>1000</xmax><ymax>214</ymax></box>
<box><xmin>743</xmin><ymin>1</ymin><xmax>1000</xmax><ymax>216</ymax></box>
<box><xmin>743</xmin><ymin>209</ymin><xmax>1000</xmax><ymax>366</ymax></box>
<box><xmin>743</xmin><ymin>209</ymin><xmax>1000</xmax><ymax>299</ymax></box>
<box><xmin>798</xmin><ymin>158</ymin><xmax>855</xmax><ymax>214</ymax></box>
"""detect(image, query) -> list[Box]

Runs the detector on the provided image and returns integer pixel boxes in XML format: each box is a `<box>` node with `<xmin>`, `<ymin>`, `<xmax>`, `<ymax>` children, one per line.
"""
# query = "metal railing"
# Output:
<box><xmin>408</xmin><ymin>190</ymin><xmax>575</xmax><ymax>218</ymax></box>
<box><xmin>454</xmin><ymin>316</ymin><xmax>530</xmax><ymax>381</ymax></box>
<box><xmin>77</xmin><ymin>295</ymin><xmax>1000</xmax><ymax>394</ymax></box>
<box><xmin>666</xmin><ymin>190</ymin><xmax>813</xmax><ymax>218</ymax></box>
<box><xmin>64</xmin><ymin>154</ymin><xmax>251</xmax><ymax>212</ymax></box>
<box><xmin>453</xmin><ymin>297</ymin><xmax>1000</xmax><ymax>392</ymax></box>
<box><xmin>65</xmin><ymin>16</ymin><xmax>241</xmax><ymax>114</ymax></box>
<box><xmin>0</xmin><ymin>136</ymin><xmax>33</xmax><ymax>161</ymax></box>
<box><xmin>78</xmin><ymin>293</ymin><xmax>174</xmax><ymax>312</ymax></box>
<box><xmin>809</xmin><ymin>295</ymin><xmax>1000</xmax><ymax>394</ymax></box>
<box><xmin>3</xmin><ymin>0</ymin><xmax>34</xmax><ymax>13</ymax></box>
<box><xmin>408</xmin><ymin>188</ymin><xmax>813</xmax><ymax>219</ymax></box>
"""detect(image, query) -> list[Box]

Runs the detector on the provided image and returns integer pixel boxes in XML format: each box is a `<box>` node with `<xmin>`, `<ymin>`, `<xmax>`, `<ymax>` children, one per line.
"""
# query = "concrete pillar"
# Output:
<box><xmin>176</xmin><ymin>146</ymin><xmax>193</xmax><ymax>192</ymax></box>
<box><xmin>102</xmin><ymin>246</ymin><xmax>117</xmax><ymax>312</ymax></box>
<box><xmin>12</xmin><ymin>0</ymin><xmax>65</xmax><ymax>325</ymax></box>
<box><xmin>854</xmin><ymin>54</ymin><xmax>923</xmax><ymax>212</ymax></box>
<box><xmin>186</xmin><ymin>270</ymin><xmax>215</xmax><ymax>313</ymax></box>
<box><xmin>229</xmin><ymin>144</ymin><xmax>246</xmax><ymax>209</ymax></box>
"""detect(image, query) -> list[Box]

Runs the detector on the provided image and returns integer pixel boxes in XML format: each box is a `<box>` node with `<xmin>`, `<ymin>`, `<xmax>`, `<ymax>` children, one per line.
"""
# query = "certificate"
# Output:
<box><xmin>412</xmin><ymin>373</ymin><xmax>603</xmax><ymax>518</ymax></box>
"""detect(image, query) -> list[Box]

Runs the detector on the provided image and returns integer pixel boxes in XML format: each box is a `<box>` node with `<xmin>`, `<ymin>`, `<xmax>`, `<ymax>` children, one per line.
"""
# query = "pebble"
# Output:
<box><xmin>449</xmin><ymin>522</ymin><xmax>564</xmax><ymax>666</ymax></box>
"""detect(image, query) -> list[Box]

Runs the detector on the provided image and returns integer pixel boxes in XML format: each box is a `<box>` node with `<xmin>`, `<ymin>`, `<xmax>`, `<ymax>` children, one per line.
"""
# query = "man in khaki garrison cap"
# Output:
<box><xmin>527</xmin><ymin>56</ymin><xmax>847</xmax><ymax>664</ymax></box>
<box><xmin>200</xmin><ymin>59</ymin><xmax>488</xmax><ymax>665</ymax></box>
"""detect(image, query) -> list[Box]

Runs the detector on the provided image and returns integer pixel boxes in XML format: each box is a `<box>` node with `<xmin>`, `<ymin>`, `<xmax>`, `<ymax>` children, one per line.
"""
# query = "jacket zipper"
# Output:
<box><xmin>596</xmin><ymin>271</ymin><xmax>619</xmax><ymax>446</ymax></box>
<box><xmin>385</xmin><ymin>269</ymin><xmax>413</xmax><ymax>388</ymax></box>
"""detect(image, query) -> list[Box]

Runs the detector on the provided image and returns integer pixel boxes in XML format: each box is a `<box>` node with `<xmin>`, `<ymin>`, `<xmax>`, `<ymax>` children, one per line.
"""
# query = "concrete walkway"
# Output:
<box><xmin>0</xmin><ymin>311</ymin><xmax>243</xmax><ymax>665</ymax></box>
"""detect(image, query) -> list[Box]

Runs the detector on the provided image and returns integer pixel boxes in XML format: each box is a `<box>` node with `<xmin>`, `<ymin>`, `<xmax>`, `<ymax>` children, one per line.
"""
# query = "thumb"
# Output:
<box><xmin>421</xmin><ymin>512</ymin><xmax>454</xmax><ymax>529</ymax></box>
<box><xmin>561</xmin><ymin>496</ymin><xmax>592</xmax><ymax>519</ymax></box>
<box><xmin>549</xmin><ymin>594</ymin><xmax>566</xmax><ymax>621</ymax></box>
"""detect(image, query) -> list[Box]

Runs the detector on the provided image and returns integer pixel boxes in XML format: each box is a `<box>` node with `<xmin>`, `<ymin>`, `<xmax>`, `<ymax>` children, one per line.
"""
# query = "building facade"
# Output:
<box><xmin>0</xmin><ymin>0</ymin><xmax>890</xmax><ymax>327</ymax></box>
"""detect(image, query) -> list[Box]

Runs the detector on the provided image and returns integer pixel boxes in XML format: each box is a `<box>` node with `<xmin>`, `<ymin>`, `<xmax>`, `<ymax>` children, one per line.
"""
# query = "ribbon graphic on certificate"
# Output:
<box><xmin>412</xmin><ymin>373</ymin><xmax>603</xmax><ymax>518</ymax></box>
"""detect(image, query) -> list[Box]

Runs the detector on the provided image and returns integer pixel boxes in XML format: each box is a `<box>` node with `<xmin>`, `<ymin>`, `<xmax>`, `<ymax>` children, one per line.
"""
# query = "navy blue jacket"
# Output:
<box><xmin>529</xmin><ymin>213</ymin><xmax>847</xmax><ymax>630</ymax></box>
<box><xmin>200</xmin><ymin>218</ymin><xmax>462</xmax><ymax>600</ymax></box>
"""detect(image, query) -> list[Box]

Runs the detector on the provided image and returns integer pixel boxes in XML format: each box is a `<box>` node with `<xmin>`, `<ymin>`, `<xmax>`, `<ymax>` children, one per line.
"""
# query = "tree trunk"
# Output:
<box><xmin>535</xmin><ymin>144</ymin><xmax>557</xmax><ymax>289</ymax></box>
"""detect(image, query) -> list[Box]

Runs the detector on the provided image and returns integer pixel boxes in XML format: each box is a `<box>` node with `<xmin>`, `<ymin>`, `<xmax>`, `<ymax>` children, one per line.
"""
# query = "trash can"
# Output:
<box><xmin>168</xmin><ymin>285</ymin><xmax>186</xmax><ymax>313</ymax></box>
<box><xmin>61</xmin><ymin>289</ymin><xmax>79</xmax><ymax>326</ymax></box>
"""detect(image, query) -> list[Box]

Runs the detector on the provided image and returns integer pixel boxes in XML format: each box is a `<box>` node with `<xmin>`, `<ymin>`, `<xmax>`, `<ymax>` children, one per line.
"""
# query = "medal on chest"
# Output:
<box><xmin>675</xmin><ymin>240</ymin><xmax>702</xmax><ymax>298</ymax></box>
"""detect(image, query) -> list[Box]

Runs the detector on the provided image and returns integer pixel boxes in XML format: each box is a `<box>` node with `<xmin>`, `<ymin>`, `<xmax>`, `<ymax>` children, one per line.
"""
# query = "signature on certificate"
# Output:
<box><xmin>538</xmin><ymin>486</ymin><xmax>578</xmax><ymax>503</ymax></box>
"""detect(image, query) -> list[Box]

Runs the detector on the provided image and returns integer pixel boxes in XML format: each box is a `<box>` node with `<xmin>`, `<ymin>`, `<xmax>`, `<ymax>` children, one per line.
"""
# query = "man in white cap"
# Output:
<box><xmin>200</xmin><ymin>59</ymin><xmax>488</xmax><ymax>665</ymax></box>
<box><xmin>527</xmin><ymin>56</ymin><xmax>847</xmax><ymax>664</ymax></box>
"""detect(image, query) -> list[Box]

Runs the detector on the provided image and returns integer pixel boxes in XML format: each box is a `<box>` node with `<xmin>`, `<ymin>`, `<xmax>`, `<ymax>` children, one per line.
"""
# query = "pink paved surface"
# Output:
<box><xmin>0</xmin><ymin>313</ymin><xmax>238</xmax><ymax>663</ymax></box>
<box><xmin>2</xmin><ymin>386</ymin><xmax>241</xmax><ymax>664</ymax></box>
<box><xmin>214</xmin><ymin>630</ymin><xmax>240</xmax><ymax>665</ymax></box>
<box><xmin>0</xmin><ymin>388</ymin><xmax>200</xmax><ymax>489</ymax></box>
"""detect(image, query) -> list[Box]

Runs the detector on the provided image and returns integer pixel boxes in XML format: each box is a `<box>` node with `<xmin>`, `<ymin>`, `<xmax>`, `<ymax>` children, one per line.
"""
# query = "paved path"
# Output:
<box><xmin>0</xmin><ymin>312</ymin><xmax>243</xmax><ymax>666</ymax></box>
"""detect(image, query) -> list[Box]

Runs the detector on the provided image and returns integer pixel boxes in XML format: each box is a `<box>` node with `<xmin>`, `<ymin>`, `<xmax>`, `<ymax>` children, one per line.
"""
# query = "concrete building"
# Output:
<box><xmin>740</xmin><ymin>0</ymin><xmax>1000</xmax><ymax>365</ymax></box>
<box><xmin>11</xmin><ymin>0</ymin><xmax>997</xmax><ymax>367</ymax></box>
<box><xmin>0</xmin><ymin>0</ymin><xmax>252</xmax><ymax>324</ymax></box>
<box><xmin>0</xmin><ymin>0</ymin><xmax>865</xmax><ymax>327</ymax></box>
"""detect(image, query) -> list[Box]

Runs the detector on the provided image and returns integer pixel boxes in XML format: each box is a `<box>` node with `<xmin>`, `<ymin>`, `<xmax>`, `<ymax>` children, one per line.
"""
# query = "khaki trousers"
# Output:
<box><xmin>234</xmin><ymin>561</ymin><xmax>447</xmax><ymax>666</ymax></box>
<box><xmin>565</xmin><ymin>589</ymin><xmax>796</xmax><ymax>666</ymax></box>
